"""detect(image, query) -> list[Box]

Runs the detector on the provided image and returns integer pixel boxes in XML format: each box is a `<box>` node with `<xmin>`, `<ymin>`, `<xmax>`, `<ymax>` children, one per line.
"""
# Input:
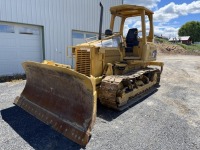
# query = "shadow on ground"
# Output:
<box><xmin>97</xmin><ymin>89</ymin><xmax>158</xmax><ymax>121</ymax></box>
<box><xmin>97</xmin><ymin>102</ymin><xmax>125</xmax><ymax>121</ymax></box>
<box><xmin>1</xmin><ymin>106</ymin><xmax>82</xmax><ymax>150</ymax></box>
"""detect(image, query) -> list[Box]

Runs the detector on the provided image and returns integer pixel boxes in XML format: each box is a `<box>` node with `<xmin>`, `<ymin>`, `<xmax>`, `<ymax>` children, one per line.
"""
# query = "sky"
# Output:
<box><xmin>123</xmin><ymin>0</ymin><xmax>200</xmax><ymax>38</ymax></box>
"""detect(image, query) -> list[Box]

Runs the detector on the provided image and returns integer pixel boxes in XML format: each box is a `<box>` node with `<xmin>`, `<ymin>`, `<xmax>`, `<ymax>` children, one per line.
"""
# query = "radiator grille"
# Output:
<box><xmin>76</xmin><ymin>49</ymin><xmax>91</xmax><ymax>76</ymax></box>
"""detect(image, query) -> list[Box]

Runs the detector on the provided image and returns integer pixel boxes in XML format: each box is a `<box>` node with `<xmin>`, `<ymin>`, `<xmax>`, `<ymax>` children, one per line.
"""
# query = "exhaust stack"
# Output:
<box><xmin>98</xmin><ymin>2</ymin><xmax>103</xmax><ymax>40</ymax></box>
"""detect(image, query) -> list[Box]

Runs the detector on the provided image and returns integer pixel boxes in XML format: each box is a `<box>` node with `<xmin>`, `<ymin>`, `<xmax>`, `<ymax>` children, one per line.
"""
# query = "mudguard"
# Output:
<box><xmin>14</xmin><ymin>61</ymin><xmax>97</xmax><ymax>146</ymax></box>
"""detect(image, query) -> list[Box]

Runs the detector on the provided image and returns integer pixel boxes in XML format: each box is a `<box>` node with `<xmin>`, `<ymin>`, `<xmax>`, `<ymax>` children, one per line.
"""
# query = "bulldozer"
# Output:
<box><xmin>14</xmin><ymin>4</ymin><xmax>164</xmax><ymax>146</ymax></box>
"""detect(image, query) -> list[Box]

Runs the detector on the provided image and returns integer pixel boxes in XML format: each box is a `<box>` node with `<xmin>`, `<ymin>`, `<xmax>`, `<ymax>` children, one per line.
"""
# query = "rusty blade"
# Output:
<box><xmin>14</xmin><ymin>61</ymin><xmax>97</xmax><ymax>146</ymax></box>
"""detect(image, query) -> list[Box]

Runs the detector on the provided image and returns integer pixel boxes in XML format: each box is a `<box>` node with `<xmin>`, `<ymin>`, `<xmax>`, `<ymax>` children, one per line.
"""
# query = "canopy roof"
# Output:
<box><xmin>110</xmin><ymin>4</ymin><xmax>153</xmax><ymax>18</ymax></box>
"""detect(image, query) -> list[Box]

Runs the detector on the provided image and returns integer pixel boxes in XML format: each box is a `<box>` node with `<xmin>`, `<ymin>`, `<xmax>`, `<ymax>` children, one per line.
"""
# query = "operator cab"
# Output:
<box><xmin>109</xmin><ymin>5</ymin><xmax>155</xmax><ymax>61</ymax></box>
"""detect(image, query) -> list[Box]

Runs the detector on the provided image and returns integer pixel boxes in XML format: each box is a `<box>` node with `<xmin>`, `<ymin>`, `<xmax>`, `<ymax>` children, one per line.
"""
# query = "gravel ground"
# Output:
<box><xmin>0</xmin><ymin>55</ymin><xmax>200</xmax><ymax>150</ymax></box>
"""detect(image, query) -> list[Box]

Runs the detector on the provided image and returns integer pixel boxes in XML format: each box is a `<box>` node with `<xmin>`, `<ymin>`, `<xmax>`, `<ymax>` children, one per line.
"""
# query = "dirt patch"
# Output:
<box><xmin>155</xmin><ymin>39</ymin><xmax>200</xmax><ymax>56</ymax></box>
<box><xmin>156</xmin><ymin>43</ymin><xmax>187</xmax><ymax>55</ymax></box>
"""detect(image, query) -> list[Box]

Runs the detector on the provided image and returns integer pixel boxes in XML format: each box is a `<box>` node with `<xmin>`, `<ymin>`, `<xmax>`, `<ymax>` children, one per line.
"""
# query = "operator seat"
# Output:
<box><xmin>125</xmin><ymin>28</ymin><xmax>139</xmax><ymax>52</ymax></box>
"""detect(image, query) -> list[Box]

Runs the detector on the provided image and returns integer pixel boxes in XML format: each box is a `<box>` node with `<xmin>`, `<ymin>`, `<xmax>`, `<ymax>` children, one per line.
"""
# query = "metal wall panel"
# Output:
<box><xmin>0</xmin><ymin>0</ymin><xmax>122</xmax><ymax>64</ymax></box>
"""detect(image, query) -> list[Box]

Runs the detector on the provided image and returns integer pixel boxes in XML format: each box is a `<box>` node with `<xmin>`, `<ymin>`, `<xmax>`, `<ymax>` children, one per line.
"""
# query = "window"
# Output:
<box><xmin>85</xmin><ymin>33</ymin><xmax>97</xmax><ymax>42</ymax></box>
<box><xmin>0</xmin><ymin>25</ymin><xmax>14</xmax><ymax>33</ymax></box>
<box><xmin>113</xmin><ymin>16</ymin><xmax>121</xmax><ymax>32</ymax></box>
<box><xmin>86</xmin><ymin>33</ymin><xmax>97</xmax><ymax>38</ymax></box>
<box><xmin>72</xmin><ymin>32</ymin><xmax>84</xmax><ymax>39</ymax></box>
<box><xmin>95</xmin><ymin>35</ymin><xmax>122</xmax><ymax>48</ymax></box>
<box><xmin>19</xmin><ymin>27</ymin><xmax>40</xmax><ymax>35</ymax></box>
<box><xmin>72</xmin><ymin>31</ymin><xmax>98</xmax><ymax>43</ymax></box>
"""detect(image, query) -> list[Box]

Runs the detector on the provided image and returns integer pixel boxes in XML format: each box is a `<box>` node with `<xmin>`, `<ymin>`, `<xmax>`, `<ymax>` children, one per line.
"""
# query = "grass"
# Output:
<box><xmin>155</xmin><ymin>37</ymin><xmax>169</xmax><ymax>43</ymax></box>
<box><xmin>177</xmin><ymin>43</ymin><xmax>200</xmax><ymax>52</ymax></box>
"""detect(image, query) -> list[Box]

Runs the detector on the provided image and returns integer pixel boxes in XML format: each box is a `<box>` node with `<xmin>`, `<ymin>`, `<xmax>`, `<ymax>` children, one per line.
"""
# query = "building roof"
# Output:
<box><xmin>179</xmin><ymin>36</ymin><xmax>190</xmax><ymax>41</ymax></box>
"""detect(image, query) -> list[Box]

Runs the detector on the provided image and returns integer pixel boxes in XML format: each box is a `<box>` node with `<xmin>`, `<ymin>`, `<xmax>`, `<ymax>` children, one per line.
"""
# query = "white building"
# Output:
<box><xmin>0</xmin><ymin>0</ymin><xmax>122</xmax><ymax>76</ymax></box>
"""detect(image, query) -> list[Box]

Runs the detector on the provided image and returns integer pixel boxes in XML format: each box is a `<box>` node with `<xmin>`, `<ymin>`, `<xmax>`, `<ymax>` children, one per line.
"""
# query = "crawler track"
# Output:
<box><xmin>99</xmin><ymin>68</ymin><xmax>161</xmax><ymax>110</ymax></box>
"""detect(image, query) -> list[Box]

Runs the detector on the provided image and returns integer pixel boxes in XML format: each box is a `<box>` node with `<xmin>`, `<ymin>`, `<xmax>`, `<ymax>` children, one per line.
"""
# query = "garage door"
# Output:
<box><xmin>0</xmin><ymin>23</ymin><xmax>43</xmax><ymax>76</ymax></box>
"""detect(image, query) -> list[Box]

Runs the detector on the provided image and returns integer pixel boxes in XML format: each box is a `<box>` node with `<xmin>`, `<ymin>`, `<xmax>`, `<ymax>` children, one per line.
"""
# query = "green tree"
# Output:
<box><xmin>178</xmin><ymin>21</ymin><xmax>200</xmax><ymax>42</ymax></box>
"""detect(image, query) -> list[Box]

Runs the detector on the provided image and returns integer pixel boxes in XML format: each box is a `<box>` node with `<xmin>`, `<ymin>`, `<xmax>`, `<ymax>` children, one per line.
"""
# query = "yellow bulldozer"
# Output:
<box><xmin>14</xmin><ymin>4</ymin><xmax>163</xmax><ymax>146</ymax></box>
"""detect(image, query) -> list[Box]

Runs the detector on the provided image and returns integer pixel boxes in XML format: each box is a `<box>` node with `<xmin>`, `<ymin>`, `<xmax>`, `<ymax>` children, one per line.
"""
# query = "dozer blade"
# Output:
<box><xmin>14</xmin><ymin>61</ymin><xmax>97</xmax><ymax>146</ymax></box>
